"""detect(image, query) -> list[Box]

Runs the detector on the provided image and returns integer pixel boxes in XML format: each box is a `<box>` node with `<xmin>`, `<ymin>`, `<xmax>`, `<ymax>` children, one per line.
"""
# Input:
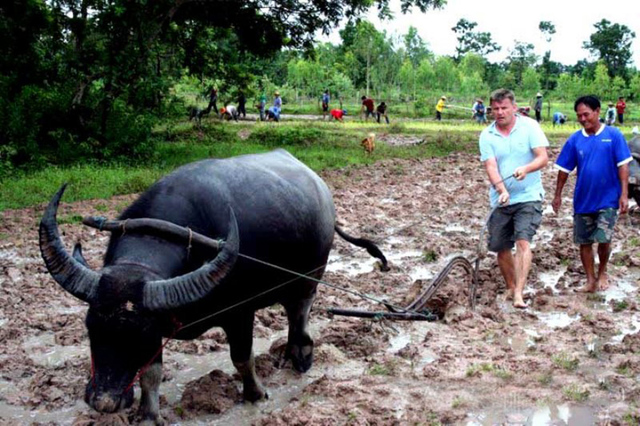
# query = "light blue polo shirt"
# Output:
<box><xmin>479</xmin><ymin>115</ymin><xmax>549</xmax><ymax>208</ymax></box>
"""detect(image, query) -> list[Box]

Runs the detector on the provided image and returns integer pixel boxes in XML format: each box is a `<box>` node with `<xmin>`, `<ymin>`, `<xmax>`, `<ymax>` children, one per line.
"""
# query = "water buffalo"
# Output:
<box><xmin>39</xmin><ymin>149</ymin><xmax>388</xmax><ymax>424</ymax></box>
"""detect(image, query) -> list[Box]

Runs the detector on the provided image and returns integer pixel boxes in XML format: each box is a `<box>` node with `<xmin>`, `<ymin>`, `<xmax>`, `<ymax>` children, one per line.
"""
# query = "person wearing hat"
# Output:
<box><xmin>605</xmin><ymin>103</ymin><xmax>616</xmax><ymax>125</ymax></box>
<box><xmin>534</xmin><ymin>92</ymin><xmax>543</xmax><ymax>122</ymax></box>
<box><xmin>220</xmin><ymin>105</ymin><xmax>239</xmax><ymax>122</ymax></box>
<box><xmin>271</xmin><ymin>91</ymin><xmax>282</xmax><ymax>121</ymax></box>
<box><xmin>472</xmin><ymin>98</ymin><xmax>487</xmax><ymax>124</ymax></box>
<box><xmin>435</xmin><ymin>96</ymin><xmax>447</xmax><ymax>121</ymax></box>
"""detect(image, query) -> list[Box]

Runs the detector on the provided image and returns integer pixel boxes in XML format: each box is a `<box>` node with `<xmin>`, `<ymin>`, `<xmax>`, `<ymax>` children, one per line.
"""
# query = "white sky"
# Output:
<box><xmin>321</xmin><ymin>0</ymin><xmax>640</xmax><ymax>67</ymax></box>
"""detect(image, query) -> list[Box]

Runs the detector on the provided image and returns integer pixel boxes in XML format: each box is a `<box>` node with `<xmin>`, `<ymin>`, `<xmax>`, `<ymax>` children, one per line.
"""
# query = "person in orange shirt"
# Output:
<box><xmin>616</xmin><ymin>96</ymin><xmax>626</xmax><ymax>124</ymax></box>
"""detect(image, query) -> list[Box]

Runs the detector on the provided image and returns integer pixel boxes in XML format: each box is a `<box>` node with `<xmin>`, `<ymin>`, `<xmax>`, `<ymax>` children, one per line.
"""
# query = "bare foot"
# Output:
<box><xmin>575</xmin><ymin>280</ymin><xmax>598</xmax><ymax>293</ymax></box>
<box><xmin>597</xmin><ymin>274</ymin><xmax>609</xmax><ymax>291</ymax></box>
<box><xmin>513</xmin><ymin>294</ymin><xmax>527</xmax><ymax>309</ymax></box>
<box><xmin>505</xmin><ymin>289</ymin><xmax>515</xmax><ymax>301</ymax></box>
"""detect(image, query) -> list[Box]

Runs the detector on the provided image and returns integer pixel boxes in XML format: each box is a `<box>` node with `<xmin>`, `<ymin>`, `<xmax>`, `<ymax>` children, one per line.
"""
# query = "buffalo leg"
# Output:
<box><xmin>138</xmin><ymin>362</ymin><xmax>164</xmax><ymax>425</ymax></box>
<box><xmin>283</xmin><ymin>285</ymin><xmax>317</xmax><ymax>372</ymax></box>
<box><xmin>223</xmin><ymin>314</ymin><xmax>267</xmax><ymax>402</ymax></box>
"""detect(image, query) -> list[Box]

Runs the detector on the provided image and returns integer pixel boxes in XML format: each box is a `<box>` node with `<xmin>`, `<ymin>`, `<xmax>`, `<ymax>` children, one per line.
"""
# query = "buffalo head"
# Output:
<box><xmin>39</xmin><ymin>184</ymin><xmax>239</xmax><ymax>413</ymax></box>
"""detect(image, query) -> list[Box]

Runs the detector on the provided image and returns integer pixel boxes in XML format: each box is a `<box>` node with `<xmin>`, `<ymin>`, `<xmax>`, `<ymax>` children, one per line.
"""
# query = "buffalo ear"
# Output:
<box><xmin>72</xmin><ymin>243</ymin><xmax>90</xmax><ymax>268</ymax></box>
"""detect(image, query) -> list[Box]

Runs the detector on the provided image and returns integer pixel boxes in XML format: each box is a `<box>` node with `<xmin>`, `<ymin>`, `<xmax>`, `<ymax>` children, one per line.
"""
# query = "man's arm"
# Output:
<box><xmin>619</xmin><ymin>163</ymin><xmax>629</xmax><ymax>214</ymax></box>
<box><xmin>513</xmin><ymin>147</ymin><xmax>549</xmax><ymax>180</ymax></box>
<box><xmin>484</xmin><ymin>157</ymin><xmax>509</xmax><ymax>204</ymax></box>
<box><xmin>552</xmin><ymin>171</ymin><xmax>569</xmax><ymax>214</ymax></box>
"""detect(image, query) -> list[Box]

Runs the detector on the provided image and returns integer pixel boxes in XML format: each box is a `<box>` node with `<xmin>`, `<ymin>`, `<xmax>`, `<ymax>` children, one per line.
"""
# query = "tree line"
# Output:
<box><xmin>0</xmin><ymin>0</ymin><xmax>636</xmax><ymax>176</ymax></box>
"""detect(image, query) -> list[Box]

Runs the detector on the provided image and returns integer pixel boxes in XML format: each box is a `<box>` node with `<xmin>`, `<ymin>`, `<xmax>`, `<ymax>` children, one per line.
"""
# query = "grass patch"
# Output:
<box><xmin>552</xmin><ymin>352</ymin><xmax>580</xmax><ymax>371</ymax></box>
<box><xmin>367</xmin><ymin>359</ymin><xmax>399</xmax><ymax>376</ymax></box>
<box><xmin>562</xmin><ymin>384</ymin><xmax>590</xmax><ymax>402</ymax></box>
<box><xmin>465</xmin><ymin>362</ymin><xmax>511</xmax><ymax>379</ymax></box>
<box><xmin>612</xmin><ymin>300</ymin><xmax>629</xmax><ymax>312</ymax></box>
<box><xmin>1</xmin><ymin>119</ymin><xmax>480</xmax><ymax>211</ymax></box>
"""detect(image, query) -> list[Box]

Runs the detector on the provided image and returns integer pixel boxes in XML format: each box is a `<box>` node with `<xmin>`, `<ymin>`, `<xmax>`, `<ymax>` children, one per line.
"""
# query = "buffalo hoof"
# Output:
<box><xmin>244</xmin><ymin>384</ymin><xmax>268</xmax><ymax>403</ymax></box>
<box><xmin>288</xmin><ymin>343</ymin><xmax>314</xmax><ymax>373</ymax></box>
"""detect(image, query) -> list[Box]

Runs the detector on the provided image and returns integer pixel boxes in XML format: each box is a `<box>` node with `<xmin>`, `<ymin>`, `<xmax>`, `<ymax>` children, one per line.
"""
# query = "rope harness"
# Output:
<box><xmin>87</xmin><ymin>173</ymin><xmax>518</xmax><ymax>395</ymax></box>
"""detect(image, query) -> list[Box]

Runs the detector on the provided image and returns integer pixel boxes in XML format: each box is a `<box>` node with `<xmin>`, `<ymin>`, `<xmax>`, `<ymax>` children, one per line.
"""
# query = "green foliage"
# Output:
<box><xmin>551</xmin><ymin>352</ymin><xmax>579</xmax><ymax>371</ymax></box>
<box><xmin>583</xmin><ymin>19</ymin><xmax>636</xmax><ymax>80</ymax></box>
<box><xmin>247</xmin><ymin>126</ymin><xmax>323</xmax><ymax>147</ymax></box>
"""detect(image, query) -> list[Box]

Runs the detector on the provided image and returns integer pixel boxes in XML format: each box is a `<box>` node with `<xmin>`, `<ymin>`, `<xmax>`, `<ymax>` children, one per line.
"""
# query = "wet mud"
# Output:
<box><xmin>1</xmin><ymin>148</ymin><xmax>639</xmax><ymax>424</ymax></box>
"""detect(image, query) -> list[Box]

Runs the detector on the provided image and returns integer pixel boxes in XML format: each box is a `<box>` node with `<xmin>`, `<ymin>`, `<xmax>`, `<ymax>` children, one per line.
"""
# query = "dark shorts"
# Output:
<box><xmin>364</xmin><ymin>110</ymin><xmax>375</xmax><ymax>118</ymax></box>
<box><xmin>573</xmin><ymin>208</ymin><xmax>618</xmax><ymax>244</ymax></box>
<box><xmin>488</xmin><ymin>201</ymin><xmax>543</xmax><ymax>252</ymax></box>
<box><xmin>322</xmin><ymin>102</ymin><xmax>329</xmax><ymax>112</ymax></box>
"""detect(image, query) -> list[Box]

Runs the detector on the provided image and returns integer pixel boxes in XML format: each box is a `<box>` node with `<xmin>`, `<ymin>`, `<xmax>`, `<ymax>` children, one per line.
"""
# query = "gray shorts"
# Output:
<box><xmin>573</xmin><ymin>208</ymin><xmax>618</xmax><ymax>244</ymax></box>
<box><xmin>487</xmin><ymin>201</ymin><xmax>543</xmax><ymax>252</ymax></box>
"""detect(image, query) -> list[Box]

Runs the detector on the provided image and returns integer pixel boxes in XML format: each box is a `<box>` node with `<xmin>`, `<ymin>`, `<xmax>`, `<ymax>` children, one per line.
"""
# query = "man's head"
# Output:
<box><xmin>361</xmin><ymin>96</ymin><xmax>366</xmax><ymax>100</ymax></box>
<box><xmin>536</xmin><ymin>92</ymin><xmax>542</xmax><ymax>98</ymax></box>
<box><xmin>489</xmin><ymin>89</ymin><xmax>517</xmax><ymax>129</ymax></box>
<box><xmin>619</xmin><ymin>96</ymin><xmax>624</xmax><ymax>101</ymax></box>
<box><xmin>441</xmin><ymin>96</ymin><xmax>446</xmax><ymax>100</ymax></box>
<box><xmin>574</xmin><ymin>95</ymin><xmax>601</xmax><ymax>134</ymax></box>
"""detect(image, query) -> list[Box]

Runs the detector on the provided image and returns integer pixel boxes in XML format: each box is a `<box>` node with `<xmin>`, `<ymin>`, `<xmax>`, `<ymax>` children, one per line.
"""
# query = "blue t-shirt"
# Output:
<box><xmin>322</xmin><ymin>93</ymin><xmax>330</xmax><ymax>104</ymax></box>
<box><xmin>555</xmin><ymin>125</ymin><xmax>632</xmax><ymax>214</ymax></box>
<box><xmin>479</xmin><ymin>115</ymin><xmax>549</xmax><ymax>207</ymax></box>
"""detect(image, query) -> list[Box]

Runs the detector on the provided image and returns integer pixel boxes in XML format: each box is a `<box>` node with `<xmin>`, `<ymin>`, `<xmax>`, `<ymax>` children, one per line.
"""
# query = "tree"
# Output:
<box><xmin>403</xmin><ymin>26</ymin><xmax>431</xmax><ymax>66</ymax></box>
<box><xmin>538</xmin><ymin>21</ymin><xmax>556</xmax><ymax>43</ymax></box>
<box><xmin>538</xmin><ymin>21</ymin><xmax>557</xmax><ymax>92</ymax></box>
<box><xmin>451</xmin><ymin>18</ymin><xmax>501</xmax><ymax>60</ymax></box>
<box><xmin>583</xmin><ymin>19</ymin><xmax>636</xmax><ymax>80</ymax></box>
<box><xmin>506</xmin><ymin>41</ymin><xmax>537</xmax><ymax>86</ymax></box>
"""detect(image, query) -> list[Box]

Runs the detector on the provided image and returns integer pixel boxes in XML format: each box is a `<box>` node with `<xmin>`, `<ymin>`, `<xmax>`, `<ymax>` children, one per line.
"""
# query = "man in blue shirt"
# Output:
<box><xmin>479</xmin><ymin>89</ymin><xmax>549</xmax><ymax>308</ymax></box>
<box><xmin>552</xmin><ymin>95</ymin><xmax>632</xmax><ymax>293</ymax></box>
<box><xmin>322</xmin><ymin>89</ymin><xmax>330</xmax><ymax>120</ymax></box>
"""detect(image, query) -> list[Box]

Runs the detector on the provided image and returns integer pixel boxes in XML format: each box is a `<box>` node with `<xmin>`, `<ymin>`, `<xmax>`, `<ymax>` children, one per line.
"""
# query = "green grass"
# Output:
<box><xmin>1</xmin><ymin>119</ymin><xmax>482</xmax><ymax>211</ymax></box>
<box><xmin>551</xmin><ymin>352</ymin><xmax>580</xmax><ymax>371</ymax></box>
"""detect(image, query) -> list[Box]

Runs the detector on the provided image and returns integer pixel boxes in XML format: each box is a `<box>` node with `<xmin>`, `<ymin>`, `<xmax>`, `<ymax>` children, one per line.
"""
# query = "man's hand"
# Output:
<box><xmin>552</xmin><ymin>195</ymin><xmax>561</xmax><ymax>214</ymax></box>
<box><xmin>620</xmin><ymin>196</ymin><xmax>629</xmax><ymax>215</ymax></box>
<box><xmin>513</xmin><ymin>166</ymin><xmax>528</xmax><ymax>180</ymax></box>
<box><xmin>498</xmin><ymin>191</ymin><xmax>510</xmax><ymax>205</ymax></box>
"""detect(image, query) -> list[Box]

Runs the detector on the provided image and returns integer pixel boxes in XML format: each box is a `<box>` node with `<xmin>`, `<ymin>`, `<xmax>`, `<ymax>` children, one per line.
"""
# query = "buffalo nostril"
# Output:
<box><xmin>92</xmin><ymin>395</ymin><xmax>120</xmax><ymax>413</ymax></box>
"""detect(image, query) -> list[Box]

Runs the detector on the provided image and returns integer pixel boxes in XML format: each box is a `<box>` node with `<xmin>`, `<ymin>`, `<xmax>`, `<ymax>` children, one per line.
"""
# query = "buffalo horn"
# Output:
<box><xmin>39</xmin><ymin>184</ymin><xmax>101</xmax><ymax>303</ymax></box>
<box><xmin>142</xmin><ymin>208</ymin><xmax>239</xmax><ymax>311</ymax></box>
<box><xmin>82</xmin><ymin>216</ymin><xmax>223</xmax><ymax>252</ymax></box>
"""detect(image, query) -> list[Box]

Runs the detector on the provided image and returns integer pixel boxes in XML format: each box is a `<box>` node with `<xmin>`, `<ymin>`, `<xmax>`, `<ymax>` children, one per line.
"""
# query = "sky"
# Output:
<box><xmin>321</xmin><ymin>0</ymin><xmax>640</xmax><ymax>67</ymax></box>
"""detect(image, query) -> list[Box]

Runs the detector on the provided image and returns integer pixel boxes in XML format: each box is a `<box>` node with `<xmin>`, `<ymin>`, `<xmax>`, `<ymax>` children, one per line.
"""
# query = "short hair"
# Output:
<box><xmin>574</xmin><ymin>95</ymin><xmax>600</xmax><ymax>112</ymax></box>
<box><xmin>490</xmin><ymin>89</ymin><xmax>515</xmax><ymax>105</ymax></box>
<box><xmin>361</xmin><ymin>96</ymin><xmax>366</xmax><ymax>100</ymax></box>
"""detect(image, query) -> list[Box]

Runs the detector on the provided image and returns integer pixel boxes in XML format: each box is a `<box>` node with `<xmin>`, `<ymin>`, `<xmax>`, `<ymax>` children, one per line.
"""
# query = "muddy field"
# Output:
<box><xmin>1</xmin><ymin>147</ymin><xmax>640</xmax><ymax>425</ymax></box>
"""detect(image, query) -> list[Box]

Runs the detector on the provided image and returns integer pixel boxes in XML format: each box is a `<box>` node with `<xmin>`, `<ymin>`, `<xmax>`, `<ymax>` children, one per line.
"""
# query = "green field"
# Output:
<box><xmin>1</xmin><ymin>116</ymin><xmax>634</xmax><ymax>211</ymax></box>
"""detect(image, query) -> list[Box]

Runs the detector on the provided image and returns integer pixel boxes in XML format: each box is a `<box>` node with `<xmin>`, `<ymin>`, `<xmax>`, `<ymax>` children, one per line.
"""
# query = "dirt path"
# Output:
<box><xmin>1</xmin><ymin>149</ymin><xmax>639</xmax><ymax>425</ymax></box>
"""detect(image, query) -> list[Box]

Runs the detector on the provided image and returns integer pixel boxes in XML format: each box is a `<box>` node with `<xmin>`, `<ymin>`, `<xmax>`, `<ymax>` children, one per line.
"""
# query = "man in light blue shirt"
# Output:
<box><xmin>479</xmin><ymin>88</ymin><xmax>549</xmax><ymax>308</ymax></box>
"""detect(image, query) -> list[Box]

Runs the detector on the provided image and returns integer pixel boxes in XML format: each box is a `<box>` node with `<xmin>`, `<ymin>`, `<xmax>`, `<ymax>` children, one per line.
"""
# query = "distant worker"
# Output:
<box><xmin>237</xmin><ymin>92</ymin><xmax>246</xmax><ymax>118</ymax></box>
<box><xmin>534</xmin><ymin>92</ymin><xmax>543</xmax><ymax>122</ymax></box>
<box><xmin>436</xmin><ymin>96</ymin><xmax>447</xmax><ymax>121</ymax></box>
<box><xmin>208</xmin><ymin>87</ymin><xmax>219</xmax><ymax>118</ymax></box>
<box><xmin>605</xmin><ymin>103</ymin><xmax>616</xmax><ymax>125</ymax></box>
<box><xmin>220</xmin><ymin>105</ymin><xmax>239</xmax><ymax>122</ymax></box>
<box><xmin>361</xmin><ymin>96</ymin><xmax>375</xmax><ymax>120</ymax></box>
<box><xmin>322</xmin><ymin>89</ymin><xmax>330</xmax><ymax>120</ymax></box>
<box><xmin>257</xmin><ymin>92</ymin><xmax>267</xmax><ymax>121</ymax></box>
<box><xmin>266</xmin><ymin>106</ymin><xmax>280</xmax><ymax>122</ymax></box>
<box><xmin>271</xmin><ymin>91</ymin><xmax>282</xmax><ymax>121</ymax></box>
<box><xmin>376</xmin><ymin>102</ymin><xmax>390</xmax><ymax>124</ymax></box>
<box><xmin>552</xmin><ymin>112</ymin><xmax>566</xmax><ymax>127</ymax></box>
<box><xmin>473</xmin><ymin>99</ymin><xmax>487</xmax><ymax>124</ymax></box>
<box><xmin>330</xmin><ymin>108</ymin><xmax>347</xmax><ymax>122</ymax></box>
<box><xmin>616</xmin><ymin>96</ymin><xmax>626</xmax><ymax>124</ymax></box>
